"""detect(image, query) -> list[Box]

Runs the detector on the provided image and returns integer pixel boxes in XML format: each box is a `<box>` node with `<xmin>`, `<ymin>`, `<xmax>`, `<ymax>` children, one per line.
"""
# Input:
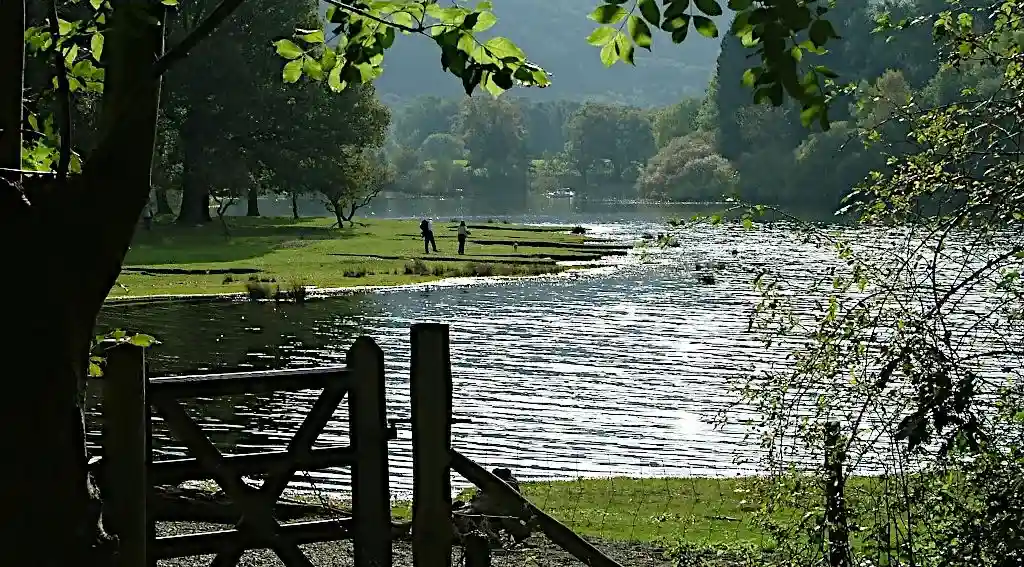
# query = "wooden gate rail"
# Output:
<box><xmin>102</xmin><ymin>337</ymin><xmax>392</xmax><ymax>567</ymax></box>
<box><xmin>407</xmin><ymin>324</ymin><xmax>625</xmax><ymax>567</ymax></box>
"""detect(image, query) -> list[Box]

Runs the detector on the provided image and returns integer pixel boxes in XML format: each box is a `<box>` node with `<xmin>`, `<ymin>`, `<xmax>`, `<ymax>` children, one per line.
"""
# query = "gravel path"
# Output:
<box><xmin>156</xmin><ymin>521</ymin><xmax>673</xmax><ymax>567</ymax></box>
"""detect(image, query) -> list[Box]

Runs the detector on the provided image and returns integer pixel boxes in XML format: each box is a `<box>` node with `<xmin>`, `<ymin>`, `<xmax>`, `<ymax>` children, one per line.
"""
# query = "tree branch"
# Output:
<box><xmin>320</xmin><ymin>0</ymin><xmax>421</xmax><ymax>34</ymax></box>
<box><xmin>152</xmin><ymin>0</ymin><xmax>249</xmax><ymax>77</ymax></box>
<box><xmin>48</xmin><ymin>0</ymin><xmax>73</xmax><ymax>179</ymax></box>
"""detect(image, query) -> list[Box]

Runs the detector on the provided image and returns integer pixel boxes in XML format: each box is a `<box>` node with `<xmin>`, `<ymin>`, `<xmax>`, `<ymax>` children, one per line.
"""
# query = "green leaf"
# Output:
<box><xmin>599</xmin><ymin>39</ymin><xmax>618</xmax><ymax>66</ymax></box>
<box><xmin>692</xmin><ymin>15</ymin><xmax>718</xmax><ymax>38</ymax></box>
<box><xmin>638</xmin><ymin>0</ymin><xmax>661</xmax><ymax>26</ymax></box>
<box><xmin>627</xmin><ymin>15</ymin><xmax>653</xmax><ymax>49</ymax></box>
<box><xmin>299</xmin><ymin>30</ymin><xmax>325</xmax><ymax>44</ymax></box>
<box><xmin>321</xmin><ymin>47</ymin><xmax>338</xmax><ymax>71</ymax></box>
<box><xmin>588</xmin><ymin>4</ymin><xmax>627</xmax><ymax>25</ymax></box>
<box><xmin>742</xmin><ymin>217</ymin><xmax>753</xmax><ymax>230</ymax></box>
<box><xmin>727</xmin><ymin>0</ymin><xmax>752</xmax><ymax>9</ymax></box>
<box><xmin>615</xmin><ymin>32</ymin><xmax>634</xmax><ymax>64</ymax></box>
<box><xmin>282</xmin><ymin>59</ymin><xmax>303</xmax><ymax>82</ymax></box>
<box><xmin>303</xmin><ymin>57</ymin><xmax>324</xmax><ymax>80</ymax></box>
<box><xmin>482</xmin><ymin>36</ymin><xmax>525</xmax><ymax>60</ymax></box>
<box><xmin>741</xmin><ymin>67</ymin><xmax>757</xmax><ymax>87</ymax></box>
<box><xmin>328</xmin><ymin>63</ymin><xmax>346</xmax><ymax>92</ymax></box>
<box><xmin>694</xmin><ymin>0</ymin><xmax>723</xmax><ymax>17</ymax></box>
<box><xmin>808</xmin><ymin>18</ymin><xmax>836</xmax><ymax>47</ymax></box>
<box><xmin>88</xmin><ymin>362</ymin><xmax>103</xmax><ymax>377</ymax></box>
<box><xmin>586</xmin><ymin>26</ymin><xmax>616</xmax><ymax>46</ymax></box>
<box><xmin>90</xmin><ymin>32</ymin><xmax>103</xmax><ymax>61</ymax></box>
<box><xmin>160</xmin><ymin>0</ymin><xmax>177</xmax><ymax>5</ymax></box>
<box><xmin>472</xmin><ymin>11</ymin><xmax>497</xmax><ymax>31</ymax></box>
<box><xmin>129</xmin><ymin>334</ymin><xmax>159</xmax><ymax>348</ymax></box>
<box><xmin>274</xmin><ymin>39</ymin><xmax>304</xmax><ymax>60</ymax></box>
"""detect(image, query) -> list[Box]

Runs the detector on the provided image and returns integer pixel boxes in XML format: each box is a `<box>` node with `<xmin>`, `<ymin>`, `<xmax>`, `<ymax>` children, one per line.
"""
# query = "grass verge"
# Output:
<box><xmin>111</xmin><ymin>217</ymin><xmax>613</xmax><ymax>298</ymax></box>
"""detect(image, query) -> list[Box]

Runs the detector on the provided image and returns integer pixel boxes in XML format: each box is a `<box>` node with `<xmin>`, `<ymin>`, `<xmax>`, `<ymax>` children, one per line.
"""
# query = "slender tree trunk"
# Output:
<box><xmin>0</xmin><ymin>0</ymin><xmax>24</xmax><ymax>180</ymax></box>
<box><xmin>246</xmin><ymin>184</ymin><xmax>260</xmax><ymax>216</ymax></box>
<box><xmin>291</xmin><ymin>191</ymin><xmax>299</xmax><ymax>219</ymax></box>
<box><xmin>155</xmin><ymin>186</ymin><xmax>173</xmax><ymax>215</ymax></box>
<box><xmin>176</xmin><ymin>106</ymin><xmax>211</xmax><ymax>224</ymax></box>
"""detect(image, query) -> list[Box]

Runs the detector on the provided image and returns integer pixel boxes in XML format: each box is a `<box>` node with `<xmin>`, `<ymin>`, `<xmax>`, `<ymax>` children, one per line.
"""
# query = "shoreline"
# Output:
<box><xmin>105</xmin><ymin>218</ymin><xmax>632</xmax><ymax>305</ymax></box>
<box><xmin>104</xmin><ymin>262</ymin><xmax>625</xmax><ymax>306</ymax></box>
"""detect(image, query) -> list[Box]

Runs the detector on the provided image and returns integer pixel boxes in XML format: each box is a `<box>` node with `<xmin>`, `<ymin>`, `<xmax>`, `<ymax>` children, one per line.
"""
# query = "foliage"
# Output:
<box><xmin>672</xmin><ymin>2</ymin><xmax>1024</xmax><ymax>567</ymax></box>
<box><xmin>637</xmin><ymin>131</ymin><xmax>737</xmax><ymax>201</ymax></box>
<box><xmin>321</xmin><ymin>146</ymin><xmax>394</xmax><ymax>225</ymax></box>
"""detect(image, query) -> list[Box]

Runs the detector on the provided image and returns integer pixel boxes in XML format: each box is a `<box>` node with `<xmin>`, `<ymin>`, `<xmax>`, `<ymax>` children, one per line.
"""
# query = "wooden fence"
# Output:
<box><xmin>99</xmin><ymin>336</ymin><xmax>391</xmax><ymax>567</ymax></box>
<box><xmin>99</xmin><ymin>323</ymin><xmax>630</xmax><ymax>567</ymax></box>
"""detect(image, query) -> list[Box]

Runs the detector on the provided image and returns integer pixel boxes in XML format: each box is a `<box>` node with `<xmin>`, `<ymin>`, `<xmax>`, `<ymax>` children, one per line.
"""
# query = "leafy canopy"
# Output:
<box><xmin>274</xmin><ymin>0</ymin><xmax>844</xmax><ymax>129</ymax></box>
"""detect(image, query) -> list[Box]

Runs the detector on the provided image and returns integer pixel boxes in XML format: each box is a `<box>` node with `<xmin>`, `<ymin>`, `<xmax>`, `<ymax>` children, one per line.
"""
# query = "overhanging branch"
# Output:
<box><xmin>152</xmin><ymin>0</ymin><xmax>249</xmax><ymax>77</ymax></box>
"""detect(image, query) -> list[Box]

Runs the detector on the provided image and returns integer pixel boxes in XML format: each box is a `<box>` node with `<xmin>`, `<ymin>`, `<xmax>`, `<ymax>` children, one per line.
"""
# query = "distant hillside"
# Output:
<box><xmin>324</xmin><ymin>1</ymin><xmax>727</xmax><ymax>107</ymax></box>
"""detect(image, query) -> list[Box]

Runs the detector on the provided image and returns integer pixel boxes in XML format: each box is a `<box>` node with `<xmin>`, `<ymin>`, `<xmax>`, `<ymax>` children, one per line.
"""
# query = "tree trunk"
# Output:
<box><xmin>246</xmin><ymin>184</ymin><xmax>260</xmax><ymax>216</ymax></box>
<box><xmin>0</xmin><ymin>1</ymin><xmax>165</xmax><ymax>565</ymax></box>
<box><xmin>291</xmin><ymin>191</ymin><xmax>299</xmax><ymax>219</ymax></box>
<box><xmin>155</xmin><ymin>186</ymin><xmax>173</xmax><ymax>215</ymax></box>
<box><xmin>0</xmin><ymin>0</ymin><xmax>24</xmax><ymax>178</ymax></box>
<box><xmin>176</xmin><ymin>106</ymin><xmax>211</xmax><ymax>224</ymax></box>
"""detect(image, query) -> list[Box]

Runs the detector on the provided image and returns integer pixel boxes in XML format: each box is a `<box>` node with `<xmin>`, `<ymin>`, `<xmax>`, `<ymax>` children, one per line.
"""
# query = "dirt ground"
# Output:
<box><xmin>155</xmin><ymin>522</ymin><xmax>673</xmax><ymax>567</ymax></box>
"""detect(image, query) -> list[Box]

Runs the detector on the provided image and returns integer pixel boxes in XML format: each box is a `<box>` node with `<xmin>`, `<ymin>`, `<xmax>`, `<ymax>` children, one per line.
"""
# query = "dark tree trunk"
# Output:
<box><xmin>0</xmin><ymin>1</ymin><xmax>165</xmax><ymax>565</ymax></box>
<box><xmin>291</xmin><ymin>191</ymin><xmax>299</xmax><ymax>219</ymax></box>
<box><xmin>246</xmin><ymin>185</ymin><xmax>260</xmax><ymax>216</ymax></box>
<box><xmin>176</xmin><ymin>107</ymin><xmax>211</xmax><ymax>224</ymax></box>
<box><xmin>155</xmin><ymin>186</ymin><xmax>173</xmax><ymax>215</ymax></box>
<box><xmin>0</xmin><ymin>0</ymin><xmax>24</xmax><ymax>177</ymax></box>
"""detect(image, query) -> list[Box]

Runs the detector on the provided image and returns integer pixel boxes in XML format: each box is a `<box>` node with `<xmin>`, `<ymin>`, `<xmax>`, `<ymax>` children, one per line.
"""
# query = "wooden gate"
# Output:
<box><xmin>101</xmin><ymin>336</ymin><xmax>392</xmax><ymax>567</ymax></box>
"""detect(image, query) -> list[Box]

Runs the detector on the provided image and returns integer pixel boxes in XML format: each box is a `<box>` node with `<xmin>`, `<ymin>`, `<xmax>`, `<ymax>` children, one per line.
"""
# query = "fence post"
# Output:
<box><xmin>824</xmin><ymin>421</ymin><xmax>850</xmax><ymax>567</ymax></box>
<box><xmin>103</xmin><ymin>343</ymin><xmax>148</xmax><ymax>567</ymax></box>
<box><xmin>348</xmin><ymin>336</ymin><xmax>393</xmax><ymax>567</ymax></box>
<box><xmin>411</xmin><ymin>323</ymin><xmax>453</xmax><ymax>567</ymax></box>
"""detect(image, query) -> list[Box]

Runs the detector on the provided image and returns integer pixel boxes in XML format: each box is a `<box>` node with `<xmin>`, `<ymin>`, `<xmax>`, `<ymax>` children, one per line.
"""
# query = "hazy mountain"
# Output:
<box><xmin>327</xmin><ymin>1</ymin><xmax>727</xmax><ymax>108</ymax></box>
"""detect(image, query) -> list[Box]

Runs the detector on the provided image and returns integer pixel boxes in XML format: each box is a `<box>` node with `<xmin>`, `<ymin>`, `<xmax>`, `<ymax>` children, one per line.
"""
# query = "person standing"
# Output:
<box><xmin>419</xmin><ymin>218</ymin><xmax>430</xmax><ymax>253</ymax></box>
<box><xmin>425</xmin><ymin>218</ymin><xmax>438</xmax><ymax>253</ymax></box>
<box><xmin>457</xmin><ymin>220</ymin><xmax>471</xmax><ymax>255</ymax></box>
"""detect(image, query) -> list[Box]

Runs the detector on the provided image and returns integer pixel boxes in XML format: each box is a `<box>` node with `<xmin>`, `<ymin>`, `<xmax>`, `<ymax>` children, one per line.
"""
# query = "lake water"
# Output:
<box><xmin>91</xmin><ymin>203</ymin><xmax>955</xmax><ymax>498</ymax></box>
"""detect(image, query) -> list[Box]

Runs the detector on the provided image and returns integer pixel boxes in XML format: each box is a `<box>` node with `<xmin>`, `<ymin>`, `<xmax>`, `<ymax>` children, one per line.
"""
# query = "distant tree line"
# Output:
<box><xmin>385</xmin><ymin>0</ymin><xmax>966</xmax><ymax>212</ymax></box>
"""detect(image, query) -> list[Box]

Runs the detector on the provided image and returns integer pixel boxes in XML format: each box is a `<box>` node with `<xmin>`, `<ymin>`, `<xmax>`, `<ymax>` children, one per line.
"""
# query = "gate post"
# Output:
<box><xmin>103</xmin><ymin>344</ymin><xmax>148</xmax><ymax>567</ymax></box>
<box><xmin>410</xmin><ymin>323</ymin><xmax>453</xmax><ymax>567</ymax></box>
<box><xmin>348</xmin><ymin>336</ymin><xmax>392</xmax><ymax>567</ymax></box>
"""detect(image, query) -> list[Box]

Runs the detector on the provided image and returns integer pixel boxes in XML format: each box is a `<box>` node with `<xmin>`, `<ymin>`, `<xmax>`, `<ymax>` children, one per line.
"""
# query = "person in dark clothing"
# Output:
<box><xmin>457</xmin><ymin>220</ymin><xmax>471</xmax><ymax>255</ymax></box>
<box><xmin>419</xmin><ymin>218</ymin><xmax>438</xmax><ymax>253</ymax></box>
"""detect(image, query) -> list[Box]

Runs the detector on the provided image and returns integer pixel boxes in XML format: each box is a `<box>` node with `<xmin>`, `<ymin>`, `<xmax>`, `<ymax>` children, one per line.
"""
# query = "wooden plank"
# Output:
<box><xmin>149</xmin><ymin>446</ymin><xmax>356</xmax><ymax>484</ymax></box>
<box><xmin>349</xmin><ymin>336</ymin><xmax>393</xmax><ymax>567</ymax></box>
<box><xmin>152</xmin><ymin>519</ymin><xmax>354</xmax><ymax>559</ymax></box>
<box><xmin>148</xmin><ymin>366</ymin><xmax>349</xmax><ymax>398</ymax></box>
<box><xmin>411</xmin><ymin>323</ymin><xmax>454</xmax><ymax>567</ymax></box>
<box><xmin>209</xmin><ymin>378</ymin><xmax>349</xmax><ymax>567</ymax></box>
<box><xmin>103</xmin><ymin>344</ymin><xmax>148</xmax><ymax>567</ymax></box>
<box><xmin>464</xmin><ymin>535</ymin><xmax>491</xmax><ymax>567</ymax></box>
<box><xmin>824</xmin><ymin>422</ymin><xmax>850</xmax><ymax>567</ymax></box>
<box><xmin>450</xmin><ymin>450</ymin><xmax>625</xmax><ymax>567</ymax></box>
<box><xmin>153</xmin><ymin>398</ymin><xmax>315</xmax><ymax>567</ymax></box>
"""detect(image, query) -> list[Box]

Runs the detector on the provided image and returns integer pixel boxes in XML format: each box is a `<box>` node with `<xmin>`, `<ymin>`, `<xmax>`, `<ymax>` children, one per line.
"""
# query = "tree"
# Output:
<box><xmin>418</xmin><ymin>132</ymin><xmax>465</xmax><ymax>162</ymax></box>
<box><xmin>321</xmin><ymin>147</ymin><xmax>393</xmax><ymax>226</ymax></box>
<box><xmin>636</xmin><ymin>131</ymin><xmax>737</xmax><ymax>201</ymax></box>
<box><xmin>452</xmin><ymin>95</ymin><xmax>527</xmax><ymax>182</ymax></box>
<box><xmin>651</xmin><ymin>97</ymin><xmax>701</xmax><ymax>148</ymax></box>
<box><xmin>0</xmin><ymin>0</ymin><xmax>866</xmax><ymax>562</ymax></box>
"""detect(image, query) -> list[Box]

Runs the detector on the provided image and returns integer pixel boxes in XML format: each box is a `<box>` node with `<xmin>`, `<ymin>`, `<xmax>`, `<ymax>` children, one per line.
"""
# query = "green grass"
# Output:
<box><xmin>111</xmin><ymin>217</ymin><xmax>603</xmax><ymax>298</ymax></box>
<box><xmin>380</xmin><ymin>477</ymin><xmax>769</xmax><ymax>546</ymax></box>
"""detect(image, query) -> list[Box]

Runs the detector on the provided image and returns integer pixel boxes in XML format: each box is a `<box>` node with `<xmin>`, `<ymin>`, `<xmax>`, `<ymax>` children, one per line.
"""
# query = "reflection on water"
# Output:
<box><xmin>92</xmin><ymin>215</ymin><xmax>845</xmax><ymax>498</ymax></box>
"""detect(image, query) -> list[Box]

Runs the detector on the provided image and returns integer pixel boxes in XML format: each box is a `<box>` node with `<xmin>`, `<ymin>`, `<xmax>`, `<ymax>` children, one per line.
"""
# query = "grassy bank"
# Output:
<box><xmin>110</xmin><ymin>217</ymin><xmax>617</xmax><ymax>298</ymax></box>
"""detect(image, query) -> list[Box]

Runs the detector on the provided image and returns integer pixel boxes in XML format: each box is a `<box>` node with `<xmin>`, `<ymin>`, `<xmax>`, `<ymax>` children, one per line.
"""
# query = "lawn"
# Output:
<box><xmin>110</xmin><ymin>217</ymin><xmax>616</xmax><ymax>298</ymax></box>
<box><xmin>382</xmin><ymin>476</ymin><xmax>769</xmax><ymax>547</ymax></box>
